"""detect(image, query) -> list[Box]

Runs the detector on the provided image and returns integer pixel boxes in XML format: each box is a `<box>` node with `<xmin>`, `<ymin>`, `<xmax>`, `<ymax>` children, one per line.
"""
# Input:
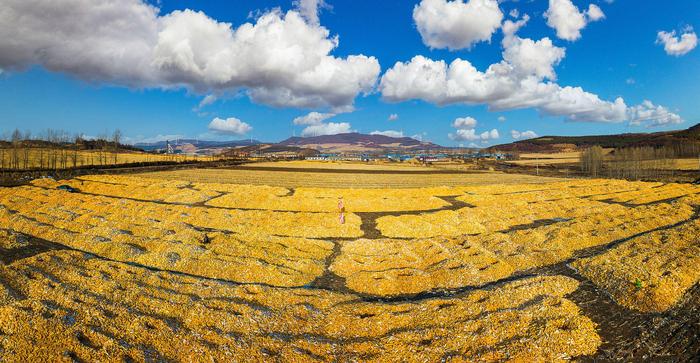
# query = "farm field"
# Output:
<box><xmin>246</xmin><ymin>160</ymin><xmax>436</xmax><ymax>171</ymax></box>
<box><xmin>505</xmin><ymin>150</ymin><xmax>699</xmax><ymax>172</ymax></box>
<box><xmin>505</xmin><ymin>151</ymin><xmax>583</xmax><ymax>166</ymax></box>
<box><xmin>0</xmin><ymin>148</ymin><xmax>212</xmax><ymax>170</ymax></box>
<box><xmin>139</xmin><ymin>167</ymin><xmax>563</xmax><ymax>188</ymax></box>
<box><xmin>664</xmin><ymin>158</ymin><xmax>700</xmax><ymax>171</ymax></box>
<box><xmin>1</xmin><ymin>168</ymin><xmax>699</xmax><ymax>361</ymax></box>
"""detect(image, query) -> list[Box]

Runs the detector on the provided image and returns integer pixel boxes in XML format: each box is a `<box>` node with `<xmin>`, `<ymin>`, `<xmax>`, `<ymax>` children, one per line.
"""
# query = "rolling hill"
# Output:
<box><xmin>135</xmin><ymin>139</ymin><xmax>261</xmax><ymax>151</ymax></box>
<box><xmin>489</xmin><ymin>123</ymin><xmax>700</xmax><ymax>153</ymax></box>
<box><xmin>277</xmin><ymin>133</ymin><xmax>442</xmax><ymax>153</ymax></box>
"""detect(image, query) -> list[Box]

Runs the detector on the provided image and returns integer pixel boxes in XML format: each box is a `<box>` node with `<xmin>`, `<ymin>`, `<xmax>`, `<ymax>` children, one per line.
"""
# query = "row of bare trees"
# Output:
<box><xmin>0</xmin><ymin>128</ymin><xmax>124</xmax><ymax>171</ymax></box>
<box><xmin>580</xmin><ymin>146</ymin><xmax>605</xmax><ymax>177</ymax></box>
<box><xmin>607</xmin><ymin>146</ymin><xmax>677</xmax><ymax>179</ymax></box>
<box><xmin>580</xmin><ymin>144</ymin><xmax>699</xmax><ymax>179</ymax></box>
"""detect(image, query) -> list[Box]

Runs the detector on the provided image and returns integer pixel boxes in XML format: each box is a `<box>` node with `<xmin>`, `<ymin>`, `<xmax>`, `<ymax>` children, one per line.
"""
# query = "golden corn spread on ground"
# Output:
<box><xmin>0</xmin><ymin>170</ymin><xmax>698</xmax><ymax>361</ymax></box>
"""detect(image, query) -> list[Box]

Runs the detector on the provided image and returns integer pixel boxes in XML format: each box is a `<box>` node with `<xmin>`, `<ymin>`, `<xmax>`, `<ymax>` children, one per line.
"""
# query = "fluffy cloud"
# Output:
<box><xmin>301</xmin><ymin>122</ymin><xmax>352</xmax><ymax>136</ymax></box>
<box><xmin>380</xmin><ymin>13</ymin><xmax>679</xmax><ymax>127</ymax></box>
<box><xmin>293</xmin><ymin>0</ymin><xmax>330</xmax><ymax>25</ymax></box>
<box><xmin>293</xmin><ymin>110</ymin><xmax>357</xmax><ymax>137</ymax></box>
<box><xmin>379</xmin><ymin>55</ymin><xmax>627</xmax><ymax>123</ymax></box>
<box><xmin>208</xmin><ymin>117</ymin><xmax>253</xmax><ymax>135</ymax></box>
<box><xmin>497</xmin><ymin>116</ymin><xmax>506</xmax><ymax>122</ymax></box>
<box><xmin>452</xmin><ymin>116</ymin><xmax>478</xmax><ymax>129</ymax></box>
<box><xmin>413</xmin><ymin>0</ymin><xmax>503</xmax><ymax>50</ymax></box>
<box><xmin>502</xmin><ymin>35</ymin><xmax>565</xmax><ymax>80</ymax></box>
<box><xmin>293</xmin><ymin>111</ymin><xmax>336</xmax><ymax>125</ymax></box>
<box><xmin>586</xmin><ymin>4</ymin><xmax>605</xmax><ymax>22</ymax></box>
<box><xmin>511</xmin><ymin>130</ymin><xmax>538</xmax><ymax>140</ymax></box>
<box><xmin>370</xmin><ymin>130</ymin><xmax>404</xmax><ymax>138</ymax></box>
<box><xmin>656</xmin><ymin>28</ymin><xmax>698</xmax><ymax>56</ymax></box>
<box><xmin>544</xmin><ymin>0</ymin><xmax>605</xmax><ymax>41</ymax></box>
<box><xmin>627</xmin><ymin>101</ymin><xmax>683</xmax><ymax>127</ymax></box>
<box><xmin>448</xmin><ymin>116</ymin><xmax>498</xmax><ymax>141</ymax></box>
<box><xmin>0</xmin><ymin>0</ymin><xmax>380</xmax><ymax>110</ymax></box>
<box><xmin>388</xmin><ymin>113</ymin><xmax>399</xmax><ymax>121</ymax></box>
<box><xmin>483</xmin><ymin>129</ymin><xmax>499</xmax><ymax>140</ymax></box>
<box><xmin>449</xmin><ymin>128</ymin><xmax>499</xmax><ymax>141</ymax></box>
<box><xmin>449</xmin><ymin>129</ymin><xmax>480</xmax><ymax>141</ymax></box>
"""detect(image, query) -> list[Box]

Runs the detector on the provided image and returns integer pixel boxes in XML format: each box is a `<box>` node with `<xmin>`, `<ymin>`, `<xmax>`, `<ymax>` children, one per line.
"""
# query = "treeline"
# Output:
<box><xmin>0</xmin><ymin>128</ymin><xmax>140</xmax><ymax>151</ymax></box>
<box><xmin>580</xmin><ymin>144</ymin><xmax>699</xmax><ymax>180</ymax></box>
<box><xmin>0</xmin><ymin>128</ymin><xmax>138</xmax><ymax>170</ymax></box>
<box><xmin>665</xmin><ymin>141</ymin><xmax>700</xmax><ymax>158</ymax></box>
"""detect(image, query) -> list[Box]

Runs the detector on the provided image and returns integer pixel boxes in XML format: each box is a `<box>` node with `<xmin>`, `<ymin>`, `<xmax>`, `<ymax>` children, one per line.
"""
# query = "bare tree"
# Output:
<box><xmin>72</xmin><ymin>133</ymin><xmax>84</xmax><ymax>168</ymax></box>
<box><xmin>608</xmin><ymin>145</ymin><xmax>677</xmax><ymax>180</ymax></box>
<box><xmin>580</xmin><ymin>146</ymin><xmax>604</xmax><ymax>177</ymax></box>
<box><xmin>112</xmin><ymin>129</ymin><xmax>122</xmax><ymax>164</ymax></box>
<box><xmin>10</xmin><ymin>128</ymin><xmax>22</xmax><ymax>169</ymax></box>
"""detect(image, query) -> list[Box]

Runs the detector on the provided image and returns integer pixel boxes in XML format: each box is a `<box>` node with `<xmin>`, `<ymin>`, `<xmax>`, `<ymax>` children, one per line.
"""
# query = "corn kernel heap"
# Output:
<box><xmin>0</xmin><ymin>172</ymin><xmax>698</xmax><ymax>361</ymax></box>
<box><xmin>0</xmin><ymin>252</ymin><xmax>599</xmax><ymax>362</ymax></box>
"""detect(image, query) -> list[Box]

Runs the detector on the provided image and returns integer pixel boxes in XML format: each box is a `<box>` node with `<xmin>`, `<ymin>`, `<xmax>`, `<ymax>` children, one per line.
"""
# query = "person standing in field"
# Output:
<box><xmin>338</xmin><ymin>197</ymin><xmax>345</xmax><ymax>224</ymax></box>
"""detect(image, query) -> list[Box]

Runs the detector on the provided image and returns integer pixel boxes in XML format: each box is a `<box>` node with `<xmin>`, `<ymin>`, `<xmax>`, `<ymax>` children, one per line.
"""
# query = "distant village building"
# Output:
<box><xmin>264</xmin><ymin>151</ymin><xmax>302</xmax><ymax>159</ymax></box>
<box><xmin>385</xmin><ymin>153</ymin><xmax>413</xmax><ymax>162</ymax></box>
<box><xmin>416</xmin><ymin>153</ymin><xmax>449</xmax><ymax>163</ymax></box>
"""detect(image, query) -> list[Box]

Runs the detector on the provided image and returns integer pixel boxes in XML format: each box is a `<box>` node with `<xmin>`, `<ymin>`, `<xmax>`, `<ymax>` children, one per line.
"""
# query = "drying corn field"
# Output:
<box><xmin>0</xmin><ymin>166</ymin><xmax>699</xmax><ymax>361</ymax></box>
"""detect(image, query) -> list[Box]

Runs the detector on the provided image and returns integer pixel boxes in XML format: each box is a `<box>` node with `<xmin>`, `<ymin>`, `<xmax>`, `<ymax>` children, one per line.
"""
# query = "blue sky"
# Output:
<box><xmin>0</xmin><ymin>0</ymin><xmax>698</xmax><ymax>146</ymax></box>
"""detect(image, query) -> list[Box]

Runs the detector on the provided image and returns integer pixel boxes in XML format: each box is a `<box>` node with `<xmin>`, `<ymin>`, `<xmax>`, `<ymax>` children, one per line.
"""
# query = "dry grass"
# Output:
<box><xmin>664</xmin><ymin>158</ymin><xmax>699</xmax><ymax>171</ymax></box>
<box><xmin>247</xmin><ymin>160</ymin><xmax>435</xmax><ymax>171</ymax></box>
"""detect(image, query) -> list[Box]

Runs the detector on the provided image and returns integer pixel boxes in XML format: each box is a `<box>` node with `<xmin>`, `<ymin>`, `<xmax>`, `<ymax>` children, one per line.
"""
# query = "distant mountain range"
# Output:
<box><xmin>133</xmin><ymin>134</ymin><xmax>446</xmax><ymax>154</ymax></box>
<box><xmin>135</xmin><ymin>139</ymin><xmax>261</xmax><ymax>151</ymax></box>
<box><xmin>277</xmin><ymin>133</ymin><xmax>443</xmax><ymax>152</ymax></box>
<box><xmin>131</xmin><ymin>124</ymin><xmax>700</xmax><ymax>156</ymax></box>
<box><xmin>489</xmin><ymin>123</ymin><xmax>700</xmax><ymax>153</ymax></box>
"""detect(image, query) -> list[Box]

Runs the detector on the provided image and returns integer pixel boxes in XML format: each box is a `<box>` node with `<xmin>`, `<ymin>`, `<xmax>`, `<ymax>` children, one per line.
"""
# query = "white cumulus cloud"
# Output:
<box><xmin>301</xmin><ymin>122</ymin><xmax>352</xmax><ymax>137</ymax></box>
<box><xmin>208</xmin><ymin>117</ymin><xmax>253</xmax><ymax>135</ymax></box>
<box><xmin>450</xmin><ymin>128</ymin><xmax>499</xmax><ymax>141</ymax></box>
<box><xmin>452</xmin><ymin>116</ymin><xmax>478</xmax><ymax>129</ymax></box>
<box><xmin>544</xmin><ymin>0</ymin><xmax>605</xmax><ymax>41</ymax></box>
<box><xmin>379</xmin><ymin>13</ymin><xmax>679</xmax><ymax>128</ymax></box>
<box><xmin>0</xmin><ymin>0</ymin><xmax>380</xmax><ymax>110</ymax></box>
<box><xmin>627</xmin><ymin>101</ymin><xmax>683</xmax><ymax>127</ymax></box>
<box><xmin>370</xmin><ymin>130</ymin><xmax>404</xmax><ymax>138</ymax></box>
<box><xmin>482</xmin><ymin>129</ymin><xmax>499</xmax><ymax>140</ymax></box>
<box><xmin>656</xmin><ymin>28</ymin><xmax>698</xmax><ymax>56</ymax></box>
<box><xmin>388</xmin><ymin>113</ymin><xmax>399</xmax><ymax>121</ymax></box>
<box><xmin>293</xmin><ymin>0</ymin><xmax>330</xmax><ymax>25</ymax></box>
<box><xmin>511</xmin><ymin>130</ymin><xmax>538</xmax><ymax>140</ymax></box>
<box><xmin>413</xmin><ymin>0</ymin><xmax>503</xmax><ymax>50</ymax></box>
<box><xmin>293</xmin><ymin>111</ymin><xmax>336</xmax><ymax>125</ymax></box>
<box><xmin>449</xmin><ymin>116</ymin><xmax>498</xmax><ymax>141</ymax></box>
<box><xmin>449</xmin><ymin>129</ymin><xmax>480</xmax><ymax>141</ymax></box>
